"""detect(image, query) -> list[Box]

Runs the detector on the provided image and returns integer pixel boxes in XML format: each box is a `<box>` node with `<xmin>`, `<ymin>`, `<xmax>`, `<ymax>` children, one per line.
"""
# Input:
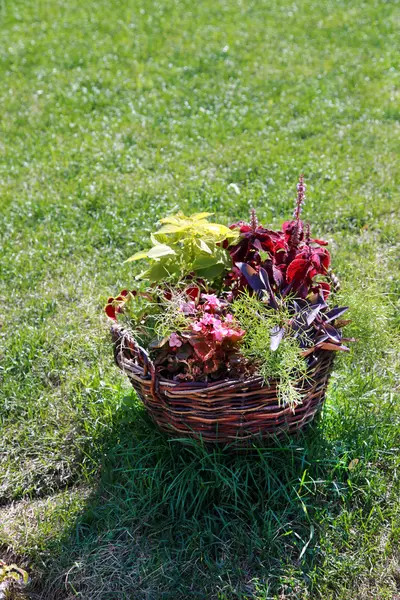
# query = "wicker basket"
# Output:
<box><xmin>111</xmin><ymin>323</ymin><xmax>334</xmax><ymax>444</ymax></box>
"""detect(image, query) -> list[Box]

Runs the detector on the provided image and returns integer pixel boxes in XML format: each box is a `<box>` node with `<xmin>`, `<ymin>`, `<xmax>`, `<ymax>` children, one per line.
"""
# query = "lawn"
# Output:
<box><xmin>0</xmin><ymin>0</ymin><xmax>399</xmax><ymax>597</ymax></box>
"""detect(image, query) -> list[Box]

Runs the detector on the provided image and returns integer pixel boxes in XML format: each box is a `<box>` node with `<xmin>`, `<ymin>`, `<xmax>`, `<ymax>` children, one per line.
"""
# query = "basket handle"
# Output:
<box><xmin>110</xmin><ymin>323</ymin><xmax>160</xmax><ymax>400</ymax></box>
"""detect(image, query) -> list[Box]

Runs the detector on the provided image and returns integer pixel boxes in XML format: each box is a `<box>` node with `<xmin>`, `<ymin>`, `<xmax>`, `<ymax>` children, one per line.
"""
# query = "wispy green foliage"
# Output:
<box><xmin>114</xmin><ymin>291</ymin><xmax>163</xmax><ymax>348</ymax></box>
<box><xmin>151</xmin><ymin>290</ymin><xmax>194</xmax><ymax>340</ymax></box>
<box><xmin>232</xmin><ymin>292</ymin><xmax>308</xmax><ymax>405</ymax></box>
<box><xmin>119</xmin><ymin>288</ymin><xmax>194</xmax><ymax>345</ymax></box>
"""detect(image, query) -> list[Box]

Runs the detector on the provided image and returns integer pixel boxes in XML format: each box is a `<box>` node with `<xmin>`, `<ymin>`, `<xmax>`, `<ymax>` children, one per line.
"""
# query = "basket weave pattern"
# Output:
<box><xmin>111</xmin><ymin>324</ymin><xmax>334</xmax><ymax>444</ymax></box>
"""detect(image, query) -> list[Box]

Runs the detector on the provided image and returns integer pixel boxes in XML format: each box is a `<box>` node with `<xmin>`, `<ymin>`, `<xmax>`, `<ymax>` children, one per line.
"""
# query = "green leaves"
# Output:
<box><xmin>192</xmin><ymin>243</ymin><xmax>232</xmax><ymax>280</ymax></box>
<box><xmin>125</xmin><ymin>244</ymin><xmax>176</xmax><ymax>262</ymax></box>
<box><xmin>125</xmin><ymin>251</ymin><xmax>149</xmax><ymax>262</ymax></box>
<box><xmin>126</xmin><ymin>212</ymin><xmax>238</xmax><ymax>284</ymax></box>
<box><xmin>151</xmin><ymin>213</ymin><xmax>237</xmax><ymax>246</ymax></box>
<box><xmin>147</xmin><ymin>244</ymin><xmax>176</xmax><ymax>259</ymax></box>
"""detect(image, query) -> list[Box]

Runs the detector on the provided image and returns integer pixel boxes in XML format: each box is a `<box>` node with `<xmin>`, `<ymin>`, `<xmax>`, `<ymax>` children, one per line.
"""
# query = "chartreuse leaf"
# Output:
<box><xmin>159</xmin><ymin>212</ymin><xmax>213</xmax><ymax>225</ymax></box>
<box><xmin>147</xmin><ymin>259</ymin><xmax>181</xmax><ymax>282</ymax></box>
<box><xmin>159</xmin><ymin>214</ymin><xmax>188</xmax><ymax>225</ymax></box>
<box><xmin>201</xmin><ymin>222</ymin><xmax>238</xmax><ymax>241</ymax></box>
<box><xmin>192</xmin><ymin>254</ymin><xmax>220</xmax><ymax>270</ymax></box>
<box><xmin>125</xmin><ymin>244</ymin><xmax>175</xmax><ymax>262</ymax></box>
<box><xmin>190</xmin><ymin>212</ymin><xmax>214</xmax><ymax>221</ymax></box>
<box><xmin>156</xmin><ymin>224</ymin><xmax>186</xmax><ymax>235</ymax></box>
<box><xmin>147</xmin><ymin>244</ymin><xmax>176</xmax><ymax>259</ymax></box>
<box><xmin>195</xmin><ymin>262</ymin><xmax>227</xmax><ymax>280</ymax></box>
<box><xmin>147</xmin><ymin>261</ymin><xmax>170</xmax><ymax>282</ymax></box>
<box><xmin>196</xmin><ymin>239</ymin><xmax>212</xmax><ymax>254</ymax></box>
<box><xmin>125</xmin><ymin>251</ymin><xmax>149</xmax><ymax>262</ymax></box>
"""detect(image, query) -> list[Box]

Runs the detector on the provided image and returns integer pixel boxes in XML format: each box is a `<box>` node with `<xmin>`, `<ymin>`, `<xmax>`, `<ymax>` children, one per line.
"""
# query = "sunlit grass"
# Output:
<box><xmin>0</xmin><ymin>0</ymin><xmax>399</xmax><ymax>597</ymax></box>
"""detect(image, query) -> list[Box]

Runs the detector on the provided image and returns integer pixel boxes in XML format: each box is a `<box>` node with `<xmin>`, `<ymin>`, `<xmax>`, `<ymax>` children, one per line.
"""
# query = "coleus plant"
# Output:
<box><xmin>227</xmin><ymin>175</ymin><xmax>331</xmax><ymax>300</ymax></box>
<box><xmin>125</xmin><ymin>212</ymin><xmax>238</xmax><ymax>283</ymax></box>
<box><xmin>222</xmin><ymin>176</ymin><xmax>350</xmax><ymax>355</ymax></box>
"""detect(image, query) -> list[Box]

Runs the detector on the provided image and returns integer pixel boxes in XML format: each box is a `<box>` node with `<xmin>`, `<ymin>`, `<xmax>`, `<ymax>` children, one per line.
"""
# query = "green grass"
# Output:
<box><xmin>0</xmin><ymin>0</ymin><xmax>399</xmax><ymax>597</ymax></box>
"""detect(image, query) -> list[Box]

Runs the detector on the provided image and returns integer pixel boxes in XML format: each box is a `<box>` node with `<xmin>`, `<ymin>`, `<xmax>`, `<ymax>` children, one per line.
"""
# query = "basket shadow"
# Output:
<box><xmin>37</xmin><ymin>395</ymin><xmax>350</xmax><ymax>600</ymax></box>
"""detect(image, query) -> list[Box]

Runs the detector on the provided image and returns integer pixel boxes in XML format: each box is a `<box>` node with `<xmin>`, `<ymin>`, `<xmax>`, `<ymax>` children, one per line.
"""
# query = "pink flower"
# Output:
<box><xmin>190</xmin><ymin>312</ymin><xmax>245</xmax><ymax>346</ymax></box>
<box><xmin>200</xmin><ymin>313</ymin><xmax>216</xmax><ymax>326</ymax></box>
<box><xmin>201</xmin><ymin>293</ymin><xmax>222</xmax><ymax>312</ymax></box>
<box><xmin>169</xmin><ymin>332</ymin><xmax>182</xmax><ymax>348</ymax></box>
<box><xmin>191</xmin><ymin>313</ymin><xmax>219</xmax><ymax>333</ymax></box>
<box><xmin>211</xmin><ymin>322</ymin><xmax>225</xmax><ymax>342</ymax></box>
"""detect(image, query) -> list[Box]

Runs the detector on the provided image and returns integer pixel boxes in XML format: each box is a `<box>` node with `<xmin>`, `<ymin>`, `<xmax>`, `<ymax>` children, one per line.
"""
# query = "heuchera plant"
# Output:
<box><xmin>106</xmin><ymin>176</ymin><xmax>352</xmax><ymax>386</ymax></box>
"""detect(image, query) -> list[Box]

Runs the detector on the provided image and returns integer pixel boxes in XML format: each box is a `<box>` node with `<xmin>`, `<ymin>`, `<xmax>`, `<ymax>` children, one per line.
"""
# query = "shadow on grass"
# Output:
<box><xmin>29</xmin><ymin>386</ymin><xmax>360</xmax><ymax>600</ymax></box>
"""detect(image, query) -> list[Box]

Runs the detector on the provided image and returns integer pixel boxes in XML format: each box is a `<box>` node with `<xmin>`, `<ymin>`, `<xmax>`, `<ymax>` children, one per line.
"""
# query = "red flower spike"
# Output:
<box><xmin>294</xmin><ymin>174</ymin><xmax>306</xmax><ymax>220</ymax></box>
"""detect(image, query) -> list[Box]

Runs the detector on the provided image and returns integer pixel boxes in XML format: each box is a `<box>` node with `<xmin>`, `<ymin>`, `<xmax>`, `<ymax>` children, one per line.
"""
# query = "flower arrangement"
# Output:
<box><xmin>106</xmin><ymin>176</ymin><xmax>351</xmax><ymax>408</ymax></box>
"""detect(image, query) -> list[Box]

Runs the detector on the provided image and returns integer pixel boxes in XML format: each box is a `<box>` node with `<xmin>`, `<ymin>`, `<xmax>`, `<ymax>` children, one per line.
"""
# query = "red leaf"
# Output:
<box><xmin>286</xmin><ymin>258</ymin><xmax>310</xmax><ymax>283</ymax></box>
<box><xmin>318</xmin><ymin>281</ymin><xmax>331</xmax><ymax>299</ymax></box>
<box><xmin>316</xmin><ymin>248</ymin><xmax>331</xmax><ymax>270</ymax></box>
<box><xmin>321</xmin><ymin>251</ymin><xmax>330</xmax><ymax>270</ymax></box>
<box><xmin>105</xmin><ymin>304</ymin><xmax>117</xmax><ymax>320</ymax></box>
<box><xmin>317</xmin><ymin>342</ymin><xmax>349</xmax><ymax>352</ymax></box>
<box><xmin>191</xmin><ymin>340</ymin><xmax>215</xmax><ymax>361</ymax></box>
<box><xmin>185</xmin><ymin>285</ymin><xmax>200</xmax><ymax>303</ymax></box>
<box><xmin>229</xmin><ymin>221</ymin><xmax>248</xmax><ymax>231</ymax></box>
<box><xmin>282</xmin><ymin>220</ymin><xmax>294</xmax><ymax>233</ymax></box>
<box><xmin>310</xmin><ymin>252</ymin><xmax>322</xmax><ymax>269</ymax></box>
